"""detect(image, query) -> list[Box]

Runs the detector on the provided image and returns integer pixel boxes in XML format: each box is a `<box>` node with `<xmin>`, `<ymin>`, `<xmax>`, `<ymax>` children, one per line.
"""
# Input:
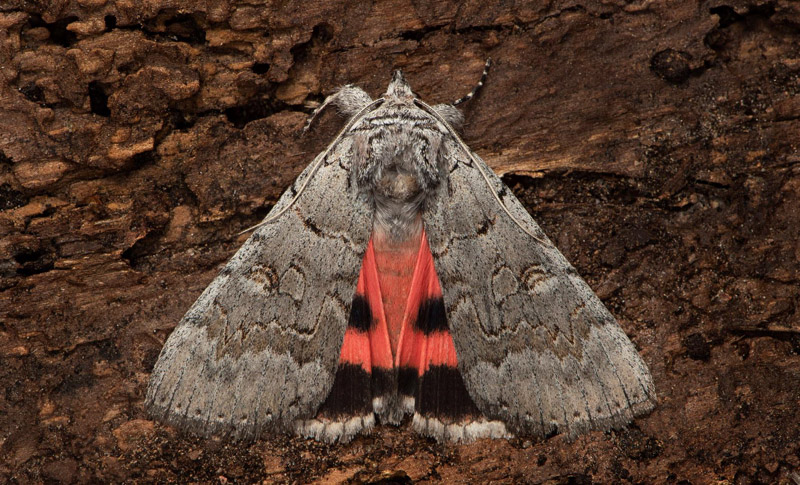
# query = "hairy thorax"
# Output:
<box><xmin>353</xmin><ymin>105</ymin><xmax>448</xmax><ymax>244</ymax></box>
<box><xmin>372</xmin><ymin>164</ymin><xmax>425</xmax><ymax>242</ymax></box>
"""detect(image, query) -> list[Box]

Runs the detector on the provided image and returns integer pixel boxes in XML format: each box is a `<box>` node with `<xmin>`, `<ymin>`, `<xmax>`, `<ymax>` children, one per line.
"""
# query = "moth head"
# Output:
<box><xmin>385</xmin><ymin>70</ymin><xmax>415</xmax><ymax>101</ymax></box>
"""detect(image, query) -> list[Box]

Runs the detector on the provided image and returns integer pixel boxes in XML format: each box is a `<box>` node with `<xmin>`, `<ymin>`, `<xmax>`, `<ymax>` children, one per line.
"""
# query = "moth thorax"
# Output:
<box><xmin>375</xmin><ymin>170</ymin><xmax>421</xmax><ymax>202</ymax></box>
<box><xmin>371</xmin><ymin>167</ymin><xmax>427</xmax><ymax>241</ymax></box>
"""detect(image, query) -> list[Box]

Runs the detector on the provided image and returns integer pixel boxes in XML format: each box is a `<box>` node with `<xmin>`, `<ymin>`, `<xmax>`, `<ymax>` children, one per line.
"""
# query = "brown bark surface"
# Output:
<box><xmin>1</xmin><ymin>0</ymin><xmax>799</xmax><ymax>483</ymax></box>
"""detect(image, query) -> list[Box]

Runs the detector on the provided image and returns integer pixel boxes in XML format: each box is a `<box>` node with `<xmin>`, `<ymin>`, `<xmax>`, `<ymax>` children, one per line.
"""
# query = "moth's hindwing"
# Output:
<box><xmin>394</xmin><ymin>232</ymin><xmax>511</xmax><ymax>441</ymax></box>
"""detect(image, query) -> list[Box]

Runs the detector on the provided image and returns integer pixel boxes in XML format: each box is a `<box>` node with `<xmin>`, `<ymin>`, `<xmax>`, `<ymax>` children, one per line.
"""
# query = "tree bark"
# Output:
<box><xmin>1</xmin><ymin>0</ymin><xmax>799</xmax><ymax>482</ymax></box>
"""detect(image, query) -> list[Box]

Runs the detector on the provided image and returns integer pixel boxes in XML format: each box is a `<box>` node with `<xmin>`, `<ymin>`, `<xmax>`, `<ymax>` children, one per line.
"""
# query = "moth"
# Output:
<box><xmin>146</xmin><ymin>61</ymin><xmax>656</xmax><ymax>444</ymax></box>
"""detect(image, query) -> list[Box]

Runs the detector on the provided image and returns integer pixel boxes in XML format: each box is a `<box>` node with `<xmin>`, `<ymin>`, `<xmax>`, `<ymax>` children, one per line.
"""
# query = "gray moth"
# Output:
<box><xmin>145</xmin><ymin>60</ymin><xmax>657</xmax><ymax>444</ymax></box>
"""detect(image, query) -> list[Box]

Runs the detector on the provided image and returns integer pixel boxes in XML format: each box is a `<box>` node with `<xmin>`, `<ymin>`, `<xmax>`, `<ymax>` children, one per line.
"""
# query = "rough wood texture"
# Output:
<box><xmin>1</xmin><ymin>0</ymin><xmax>798</xmax><ymax>482</ymax></box>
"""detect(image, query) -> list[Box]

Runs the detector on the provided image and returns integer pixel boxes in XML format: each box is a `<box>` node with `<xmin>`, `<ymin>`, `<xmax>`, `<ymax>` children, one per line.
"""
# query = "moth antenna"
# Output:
<box><xmin>414</xmin><ymin>98</ymin><xmax>552</xmax><ymax>248</ymax></box>
<box><xmin>239</xmin><ymin>98</ymin><xmax>386</xmax><ymax>236</ymax></box>
<box><xmin>303</xmin><ymin>93</ymin><xmax>337</xmax><ymax>134</ymax></box>
<box><xmin>303</xmin><ymin>85</ymin><xmax>373</xmax><ymax>134</ymax></box>
<box><xmin>451</xmin><ymin>58</ymin><xmax>492</xmax><ymax>106</ymax></box>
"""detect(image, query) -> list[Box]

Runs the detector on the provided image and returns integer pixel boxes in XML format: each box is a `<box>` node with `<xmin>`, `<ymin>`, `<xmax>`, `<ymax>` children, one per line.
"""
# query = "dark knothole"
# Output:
<box><xmin>252</xmin><ymin>63</ymin><xmax>271</xmax><ymax>75</ymax></box>
<box><xmin>88</xmin><ymin>81</ymin><xmax>110</xmax><ymax>117</ymax></box>
<box><xmin>650</xmin><ymin>48</ymin><xmax>692</xmax><ymax>84</ymax></box>
<box><xmin>163</xmin><ymin>13</ymin><xmax>206</xmax><ymax>44</ymax></box>
<box><xmin>26</xmin><ymin>14</ymin><xmax>78</xmax><ymax>47</ymax></box>
<box><xmin>19</xmin><ymin>83</ymin><xmax>45</xmax><ymax>104</ymax></box>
